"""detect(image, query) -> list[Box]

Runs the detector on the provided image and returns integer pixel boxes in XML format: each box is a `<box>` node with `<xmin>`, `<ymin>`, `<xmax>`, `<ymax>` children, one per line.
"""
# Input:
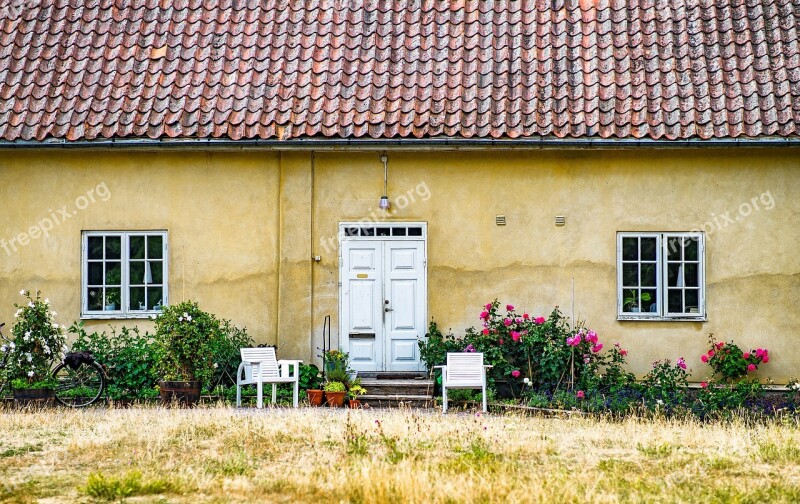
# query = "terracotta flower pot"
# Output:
<box><xmin>325</xmin><ymin>391</ymin><xmax>346</xmax><ymax>407</ymax></box>
<box><xmin>307</xmin><ymin>389</ymin><xmax>325</xmax><ymax>406</ymax></box>
<box><xmin>348</xmin><ymin>399</ymin><xmax>361</xmax><ymax>409</ymax></box>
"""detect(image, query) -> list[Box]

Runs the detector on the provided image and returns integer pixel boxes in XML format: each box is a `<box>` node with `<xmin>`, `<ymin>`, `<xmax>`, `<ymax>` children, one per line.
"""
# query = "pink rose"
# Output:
<box><xmin>498</xmin><ymin>338</ymin><xmax>504</xmax><ymax>345</ymax></box>
<box><xmin>762</xmin><ymin>356</ymin><xmax>769</xmax><ymax>363</ymax></box>
<box><xmin>743</xmin><ymin>352</ymin><xmax>750</xmax><ymax>359</ymax></box>
<box><xmin>701</xmin><ymin>381</ymin><xmax>708</xmax><ymax>388</ymax></box>
<box><xmin>511</xmin><ymin>370</ymin><xmax>521</xmax><ymax>378</ymax></box>
<box><xmin>708</xmin><ymin>350</ymin><xmax>715</xmax><ymax>358</ymax></box>
<box><xmin>515</xmin><ymin>317</ymin><xmax>523</xmax><ymax>323</ymax></box>
<box><xmin>701</xmin><ymin>355</ymin><xmax>708</xmax><ymax>363</ymax></box>
<box><xmin>503</xmin><ymin>318</ymin><xmax>512</xmax><ymax>326</ymax></box>
<box><xmin>576</xmin><ymin>390</ymin><xmax>585</xmax><ymax>399</ymax></box>
<box><xmin>747</xmin><ymin>364</ymin><xmax>757</xmax><ymax>372</ymax></box>
<box><xmin>620</xmin><ymin>349</ymin><xmax>628</xmax><ymax>356</ymax></box>
<box><xmin>716</xmin><ymin>342</ymin><xmax>725</xmax><ymax>349</ymax></box>
<box><xmin>511</xmin><ymin>331</ymin><xmax>521</xmax><ymax>342</ymax></box>
<box><xmin>482</xmin><ymin>328</ymin><xmax>489</xmax><ymax>335</ymax></box>
<box><xmin>677</xmin><ymin>358</ymin><xmax>687</xmax><ymax>370</ymax></box>
<box><xmin>506</xmin><ymin>304</ymin><xmax>514</xmax><ymax>312</ymax></box>
<box><xmin>534</xmin><ymin>317</ymin><xmax>545</xmax><ymax>325</ymax></box>
<box><xmin>585</xmin><ymin>330</ymin><xmax>598</xmax><ymax>344</ymax></box>
<box><xmin>480</xmin><ymin>311</ymin><xmax>489</xmax><ymax>320</ymax></box>
<box><xmin>523</xmin><ymin>313</ymin><xmax>529</xmax><ymax>319</ymax></box>
<box><xmin>486</xmin><ymin>303</ymin><xmax>492</xmax><ymax>310</ymax></box>
<box><xmin>591</xmin><ymin>343</ymin><xmax>603</xmax><ymax>353</ymax></box>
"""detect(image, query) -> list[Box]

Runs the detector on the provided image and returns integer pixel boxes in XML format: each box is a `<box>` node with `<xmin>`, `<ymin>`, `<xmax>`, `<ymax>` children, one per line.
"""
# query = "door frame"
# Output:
<box><xmin>338</xmin><ymin>222</ymin><xmax>428</xmax><ymax>372</ymax></box>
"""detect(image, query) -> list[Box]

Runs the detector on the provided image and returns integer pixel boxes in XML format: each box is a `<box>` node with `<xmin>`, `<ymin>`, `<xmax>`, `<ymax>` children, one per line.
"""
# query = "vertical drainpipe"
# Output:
<box><xmin>309</xmin><ymin>151</ymin><xmax>316</xmax><ymax>362</ymax></box>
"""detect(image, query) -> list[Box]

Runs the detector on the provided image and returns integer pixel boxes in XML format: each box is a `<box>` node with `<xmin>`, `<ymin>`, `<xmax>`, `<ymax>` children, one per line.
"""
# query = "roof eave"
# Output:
<box><xmin>0</xmin><ymin>136</ymin><xmax>799</xmax><ymax>150</ymax></box>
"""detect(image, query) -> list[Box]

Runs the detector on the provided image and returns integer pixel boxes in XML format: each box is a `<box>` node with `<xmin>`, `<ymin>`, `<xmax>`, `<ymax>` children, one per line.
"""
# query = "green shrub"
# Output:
<box><xmin>70</xmin><ymin>322</ymin><xmax>159</xmax><ymax>400</ymax></box>
<box><xmin>5</xmin><ymin>290</ymin><xmax>65</xmax><ymax>388</ymax></box>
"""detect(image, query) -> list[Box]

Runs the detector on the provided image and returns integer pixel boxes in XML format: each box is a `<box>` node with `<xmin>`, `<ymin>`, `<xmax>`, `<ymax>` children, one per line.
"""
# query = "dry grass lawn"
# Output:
<box><xmin>1</xmin><ymin>404</ymin><xmax>800</xmax><ymax>503</ymax></box>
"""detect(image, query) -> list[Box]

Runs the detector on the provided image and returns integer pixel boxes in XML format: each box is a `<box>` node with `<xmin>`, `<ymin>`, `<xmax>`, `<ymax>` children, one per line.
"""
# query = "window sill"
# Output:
<box><xmin>81</xmin><ymin>313</ymin><xmax>159</xmax><ymax>320</ymax></box>
<box><xmin>617</xmin><ymin>315</ymin><xmax>707</xmax><ymax>322</ymax></box>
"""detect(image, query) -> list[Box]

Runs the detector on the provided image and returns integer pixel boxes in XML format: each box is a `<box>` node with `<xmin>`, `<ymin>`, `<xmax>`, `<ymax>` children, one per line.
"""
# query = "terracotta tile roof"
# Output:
<box><xmin>0</xmin><ymin>0</ymin><xmax>798</xmax><ymax>142</ymax></box>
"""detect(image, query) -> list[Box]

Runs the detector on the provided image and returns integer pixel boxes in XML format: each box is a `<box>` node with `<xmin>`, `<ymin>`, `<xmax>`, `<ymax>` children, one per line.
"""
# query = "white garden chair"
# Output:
<box><xmin>435</xmin><ymin>352</ymin><xmax>492</xmax><ymax>413</ymax></box>
<box><xmin>236</xmin><ymin>347</ymin><xmax>302</xmax><ymax>408</ymax></box>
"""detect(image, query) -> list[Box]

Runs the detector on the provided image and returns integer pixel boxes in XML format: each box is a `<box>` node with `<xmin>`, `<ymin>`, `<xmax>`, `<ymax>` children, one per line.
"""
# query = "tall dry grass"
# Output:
<box><xmin>1</xmin><ymin>404</ymin><xmax>800</xmax><ymax>503</ymax></box>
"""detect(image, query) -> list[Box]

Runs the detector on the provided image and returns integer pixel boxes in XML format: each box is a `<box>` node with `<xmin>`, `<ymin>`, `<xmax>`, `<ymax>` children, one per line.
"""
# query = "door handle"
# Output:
<box><xmin>384</xmin><ymin>307</ymin><xmax>393</xmax><ymax>312</ymax></box>
<box><xmin>384</xmin><ymin>300</ymin><xmax>392</xmax><ymax>312</ymax></box>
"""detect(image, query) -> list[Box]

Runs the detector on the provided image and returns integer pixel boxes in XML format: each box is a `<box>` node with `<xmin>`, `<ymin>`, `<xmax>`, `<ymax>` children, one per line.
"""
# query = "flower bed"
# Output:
<box><xmin>420</xmin><ymin>300</ymin><xmax>791</xmax><ymax>418</ymax></box>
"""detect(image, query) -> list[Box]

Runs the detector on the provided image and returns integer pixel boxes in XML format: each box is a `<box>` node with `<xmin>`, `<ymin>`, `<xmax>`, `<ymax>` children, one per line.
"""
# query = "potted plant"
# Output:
<box><xmin>322</xmin><ymin>349</ymin><xmax>349</xmax><ymax>376</ymax></box>
<box><xmin>6</xmin><ymin>290</ymin><xmax>65</xmax><ymax>405</ymax></box>
<box><xmin>300</xmin><ymin>363</ymin><xmax>325</xmax><ymax>406</ymax></box>
<box><xmin>152</xmin><ymin>301</ymin><xmax>223</xmax><ymax>406</ymax></box>
<box><xmin>347</xmin><ymin>382</ymin><xmax>367</xmax><ymax>408</ymax></box>
<box><xmin>323</xmin><ymin>381</ymin><xmax>346</xmax><ymax>407</ymax></box>
<box><xmin>623</xmin><ymin>289</ymin><xmax>651</xmax><ymax>313</ymax></box>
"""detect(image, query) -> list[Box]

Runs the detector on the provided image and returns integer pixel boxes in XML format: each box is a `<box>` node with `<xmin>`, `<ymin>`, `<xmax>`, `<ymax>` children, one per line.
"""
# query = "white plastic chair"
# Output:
<box><xmin>236</xmin><ymin>347</ymin><xmax>302</xmax><ymax>408</ymax></box>
<box><xmin>435</xmin><ymin>352</ymin><xmax>492</xmax><ymax>413</ymax></box>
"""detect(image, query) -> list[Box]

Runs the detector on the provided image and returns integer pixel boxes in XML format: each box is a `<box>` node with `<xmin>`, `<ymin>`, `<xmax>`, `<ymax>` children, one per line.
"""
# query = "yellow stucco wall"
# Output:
<box><xmin>0</xmin><ymin>150</ymin><xmax>281</xmax><ymax>343</ymax></box>
<box><xmin>1</xmin><ymin>147</ymin><xmax>798</xmax><ymax>382</ymax></box>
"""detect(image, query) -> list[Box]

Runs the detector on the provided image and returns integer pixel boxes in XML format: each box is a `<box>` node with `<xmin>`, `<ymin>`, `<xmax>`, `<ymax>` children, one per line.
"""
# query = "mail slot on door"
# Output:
<box><xmin>349</xmin><ymin>333</ymin><xmax>376</xmax><ymax>339</ymax></box>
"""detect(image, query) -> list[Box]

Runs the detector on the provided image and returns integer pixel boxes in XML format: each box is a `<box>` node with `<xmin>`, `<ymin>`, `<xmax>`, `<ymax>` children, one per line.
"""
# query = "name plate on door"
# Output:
<box><xmin>356</xmin><ymin>273</ymin><xmax>369</xmax><ymax>278</ymax></box>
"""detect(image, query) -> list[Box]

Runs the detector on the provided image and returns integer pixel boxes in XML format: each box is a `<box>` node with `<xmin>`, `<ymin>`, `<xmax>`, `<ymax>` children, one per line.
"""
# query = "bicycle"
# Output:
<box><xmin>0</xmin><ymin>322</ymin><xmax>107</xmax><ymax>407</ymax></box>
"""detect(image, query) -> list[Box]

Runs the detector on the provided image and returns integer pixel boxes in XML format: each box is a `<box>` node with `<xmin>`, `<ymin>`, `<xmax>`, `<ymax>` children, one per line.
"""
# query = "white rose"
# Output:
<box><xmin>0</xmin><ymin>345</ymin><xmax>6</xmax><ymax>352</ymax></box>
<box><xmin>28</xmin><ymin>301</ymin><xmax>34</xmax><ymax>308</ymax></box>
<box><xmin>182</xmin><ymin>312</ymin><xmax>189</xmax><ymax>318</ymax></box>
<box><xmin>19</xmin><ymin>289</ymin><xmax>25</xmax><ymax>295</ymax></box>
<box><xmin>51</xmin><ymin>311</ymin><xmax>57</xmax><ymax>316</ymax></box>
<box><xmin>10</xmin><ymin>342</ymin><xmax>16</xmax><ymax>349</ymax></box>
<box><xmin>27</xmin><ymin>370</ymin><xmax>34</xmax><ymax>377</ymax></box>
<box><xmin>44</xmin><ymin>298</ymin><xmax>49</xmax><ymax>304</ymax></box>
<box><xmin>187</xmin><ymin>316</ymin><xmax>192</xmax><ymax>322</ymax></box>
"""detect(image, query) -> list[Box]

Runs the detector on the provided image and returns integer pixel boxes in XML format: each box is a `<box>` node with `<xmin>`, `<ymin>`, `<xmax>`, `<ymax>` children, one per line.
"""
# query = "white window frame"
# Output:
<box><xmin>81</xmin><ymin>231</ymin><xmax>169</xmax><ymax>319</ymax></box>
<box><xmin>617</xmin><ymin>232</ymin><xmax>705</xmax><ymax>321</ymax></box>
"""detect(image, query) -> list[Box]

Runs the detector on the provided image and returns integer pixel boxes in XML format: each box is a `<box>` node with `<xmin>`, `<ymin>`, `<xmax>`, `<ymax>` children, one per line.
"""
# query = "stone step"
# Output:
<box><xmin>357</xmin><ymin>371</ymin><xmax>429</xmax><ymax>380</ymax></box>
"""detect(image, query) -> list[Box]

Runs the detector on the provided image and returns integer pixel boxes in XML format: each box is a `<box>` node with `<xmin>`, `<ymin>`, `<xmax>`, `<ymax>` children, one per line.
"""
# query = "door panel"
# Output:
<box><xmin>342</xmin><ymin>242</ymin><xmax>382</xmax><ymax>371</ymax></box>
<box><xmin>384</xmin><ymin>242</ymin><xmax>425</xmax><ymax>371</ymax></box>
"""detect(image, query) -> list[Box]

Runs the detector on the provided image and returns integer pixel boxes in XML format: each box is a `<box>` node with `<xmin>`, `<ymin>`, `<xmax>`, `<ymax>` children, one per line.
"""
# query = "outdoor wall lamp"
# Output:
<box><xmin>379</xmin><ymin>153</ymin><xmax>390</xmax><ymax>210</ymax></box>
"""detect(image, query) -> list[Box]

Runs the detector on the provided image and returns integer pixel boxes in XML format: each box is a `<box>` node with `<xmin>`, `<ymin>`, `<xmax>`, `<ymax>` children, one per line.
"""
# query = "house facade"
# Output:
<box><xmin>1</xmin><ymin>0</ymin><xmax>798</xmax><ymax>381</ymax></box>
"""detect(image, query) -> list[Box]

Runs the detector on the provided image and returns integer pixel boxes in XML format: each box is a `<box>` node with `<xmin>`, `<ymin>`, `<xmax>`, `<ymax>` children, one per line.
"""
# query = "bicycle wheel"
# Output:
<box><xmin>53</xmin><ymin>361</ymin><xmax>105</xmax><ymax>407</ymax></box>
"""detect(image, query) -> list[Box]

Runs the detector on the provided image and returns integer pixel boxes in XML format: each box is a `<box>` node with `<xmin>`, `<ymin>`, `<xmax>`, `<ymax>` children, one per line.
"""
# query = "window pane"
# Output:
<box><xmin>685</xmin><ymin>289</ymin><xmax>699</xmax><ymax>313</ymax></box>
<box><xmin>88</xmin><ymin>237</ymin><xmax>104</xmax><ymax>260</ymax></box>
<box><xmin>147</xmin><ymin>235</ymin><xmax>163</xmax><ymax>259</ymax></box>
<box><xmin>147</xmin><ymin>287</ymin><xmax>164</xmax><ymax>310</ymax></box>
<box><xmin>87</xmin><ymin>262</ymin><xmax>103</xmax><ymax>285</ymax></box>
<box><xmin>623</xmin><ymin>289</ymin><xmax>641</xmax><ymax>312</ymax></box>
<box><xmin>392</xmin><ymin>228</ymin><xmax>406</xmax><ymax>236</ymax></box>
<box><xmin>150</xmin><ymin>261</ymin><xmax>163</xmax><ymax>284</ymax></box>
<box><xmin>129</xmin><ymin>287</ymin><xmax>146</xmax><ymax>311</ymax></box>
<box><xmin>104</xmin><ymin>288</ymin><xmax>120</xmax><ymax>310</ymax></box>
<box><xmin>667</xmin><ymin>263</ymin><xmax>682</xmax><ymax>287</ymax></box>
<box><xmin>87</xmin><ymin>287</ymin><xmax>103</xmax><ymax>310</ymax></box>
<box><xmin>106</xmin><ymin>237</ymin><xmax>122</xmax><ymax>260</ymax></box>
<box><xmin>408</xmin><ymin>227</ymin><xmax>422</xmax><ymax>236</ymax></box>
<box><xmin>668</xmin><ymin>289</ymin><xmax>683</xmax><ymax>313</ymax></box>
<box><xmin>684</xmin><ymin>238</ymin><xmax>699</xmax><ymax>261</ymax></box>
<box><xmin>376</xmin><ymin>227</ymin><xmax>390</xmax><ymax>236</ymax></box>
<box><xmin>684</xmin><ymin>263</ymin><xmax>699</xmax><ymax>287</ymax></box>
<box><xmin>667</xmin><ymin>237</ymin><xmax>683</xmax><ymax>261</ymax></box>
<box><xmin>106</xmin><ymin>262</ymin><xmax>122</xmax><ymax>285</ymax></box>
<box><xmin>622</xmin><ymin>263</ymin><xmax>638</xmax><ymax>287</ymax></box>
<box><xmin>642</xmin><ymin>289</ymin><xmax>657</xmax><ymax>313</ymax></box>
<box><xmin>129</xmin><ymin>261</ymin><xmax>145</xmax><ymax>285</ymax></box>
<box><xmin>130</xmin><ymin>236</ymin><xmax>145</xmax><ymax>260</ymax></box>
<box><xmin>641</xmin><ymin>263</ymin><xmax>657</xmax><ymax>287</ymax></box>
<box><xmin>641</xmin><ymin>238</ymin><xmax>657</xmax><ymax>261</ymax></box>
<box><xmin>622</xmin><ymin>238</ymin><xmax>638</xmax><ymax>260</ymax></box>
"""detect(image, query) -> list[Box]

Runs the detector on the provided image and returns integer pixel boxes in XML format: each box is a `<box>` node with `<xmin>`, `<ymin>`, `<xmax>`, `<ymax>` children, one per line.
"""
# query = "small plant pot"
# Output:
<box><xmin>158</xmin><ymin>380</ymin><xmax>201</xmax><ymax>407</ymax></box>
<box><xmin>325</xmin><ymin>391</ymin><xmax>346</xmax><ymax>407</ymax></box>
<box><xmin>348</xmin><ymin>399</ymin><xmax>361</xmax><ymax>409</ymax></box>
<box><xmin>307</xmin><ymin>389</ymin><xmax>325</xmax><ymax>406</ymax></box>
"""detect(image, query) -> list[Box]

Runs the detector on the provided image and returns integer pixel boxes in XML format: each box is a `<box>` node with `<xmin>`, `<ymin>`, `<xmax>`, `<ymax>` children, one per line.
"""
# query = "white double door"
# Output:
<box><xmin>340</xmin><ymin>239</ymin><xmax>426</xmax><ymax>372</ymax></box>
